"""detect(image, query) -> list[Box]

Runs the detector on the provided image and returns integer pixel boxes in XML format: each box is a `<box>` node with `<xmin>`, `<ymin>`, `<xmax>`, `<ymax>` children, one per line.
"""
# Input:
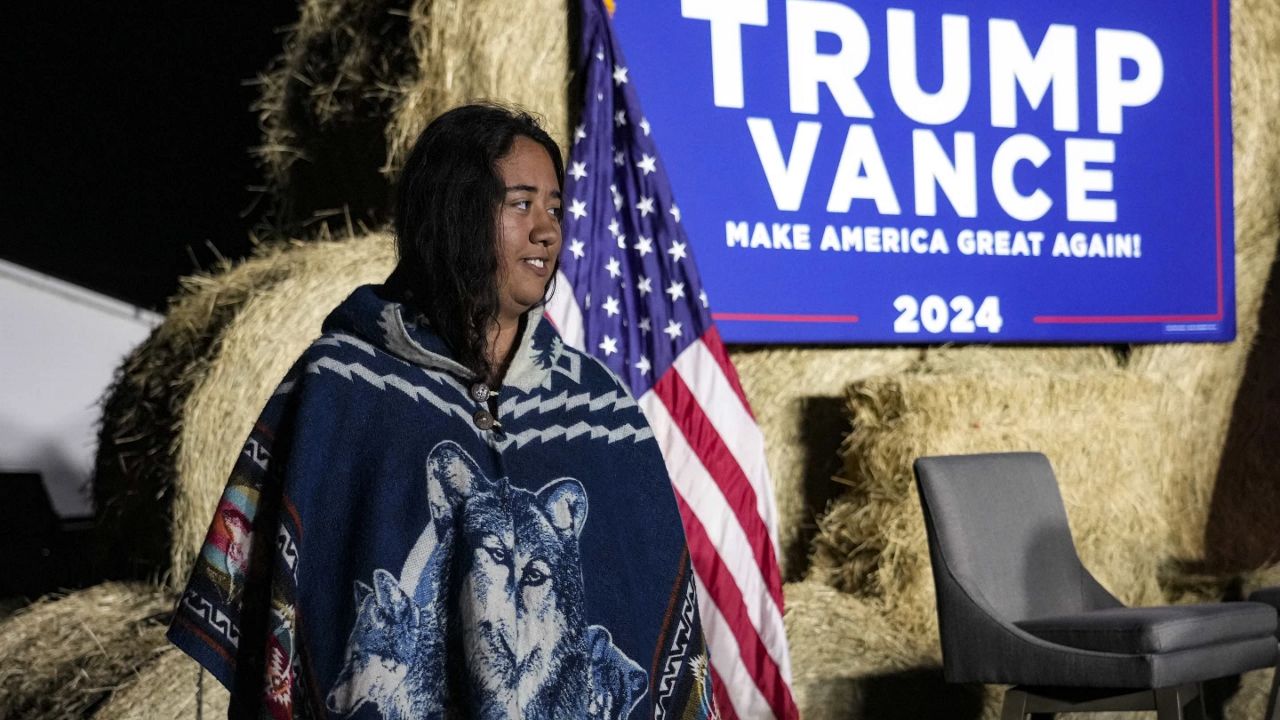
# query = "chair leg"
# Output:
<box><xmin>1184</xmin><ymin>683</ymin><xmax>1207</xmax><ymax>720</ymax></box>
<box><xmin>1001</xmin><ymin>688</ymin><xmax>1030</xmax><ymax>720</ymax></box>
<box><xmin>1155</xmin><ymin>686</ymin><xmax>1186</xmax><ymax>720</ymax></box>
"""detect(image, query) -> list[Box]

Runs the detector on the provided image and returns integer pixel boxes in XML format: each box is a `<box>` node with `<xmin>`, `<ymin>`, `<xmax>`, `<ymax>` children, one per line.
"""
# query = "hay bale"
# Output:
<box><xmin>94</xmin><ymin>232</ymin><xmax>394</xmax><ymax>587</ymax></box>
<box><xmin>170</xmin><ymin>233</ymin><xmax>395</xmax><ymax>586</ymax></box>
<box><xmin>0</xmin><ymin>583</ymin><xmax>172</xmax><ymax>720</ymax></box>
<box><xmin>729</xmin><ymin>347</ymin><xmax>919</xmax><ymax>578</ymax></box>
<box><xmin>95</xmin><ymin>242</ymin><xmax>306</xmax><ymax>580</ymax></box>
<box><xmin>1125</xmin><ymin>0</ymin><xmax>1280</xmax><ymax>569</ymax></box>
<box><xmin>252</xmin><ymin>0</ymin><xmax>418</xmax><ymax>230</ymax></box>
<box><xmin>785</xmin><ymin>580</ymin><xmax>996</xmax><ymax>720</ymax></box>
<box><xmin>385</xmin><ymin>0</ymin><xmax>571</xmax><ymax>175</ymax></box>
<box><xmin>809</xmin><ymin>371</ymin><xmax>1174</xmax><ymax>645</ymax></box>
<box><xmin>249</xmin><ymin>0</ymin><xmax>573</xmax><ymax>227</ymax></box>
<box><xmin>729</xmin><ymin>344</ymin><xmax>1119</xmax><ymax>579</ymax></box>
<box><xmin>90</xmin><ymin>647</ymin><xmax>229</xmax><ymax>720</ymax></box>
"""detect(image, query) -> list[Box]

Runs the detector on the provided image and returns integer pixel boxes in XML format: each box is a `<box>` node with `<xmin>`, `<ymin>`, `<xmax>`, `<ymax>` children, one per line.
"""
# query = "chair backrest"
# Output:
<box><xmin>914</xmin><ymin>452</ymin><xmax>1118</xmax><ymax>626</ymax></box>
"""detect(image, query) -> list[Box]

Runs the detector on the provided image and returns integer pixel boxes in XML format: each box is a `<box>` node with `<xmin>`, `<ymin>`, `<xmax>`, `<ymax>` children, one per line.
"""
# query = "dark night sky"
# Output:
<box><xmin>1</xmin><ymin>2</ymin><xmax>298</xmax><ymax>310</ymax></box>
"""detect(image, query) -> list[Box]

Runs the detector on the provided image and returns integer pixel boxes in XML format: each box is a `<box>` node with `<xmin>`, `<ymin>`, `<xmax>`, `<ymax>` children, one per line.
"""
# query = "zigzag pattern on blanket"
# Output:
<box><xmin>498</xmin><ymin>389</ymin><xmax>638</xmax><ymax>419</ymax></box>
<box><xmin>305</xmin><ymin>355</ymin><xmax>655</xmax><ymax>448</ymax></box>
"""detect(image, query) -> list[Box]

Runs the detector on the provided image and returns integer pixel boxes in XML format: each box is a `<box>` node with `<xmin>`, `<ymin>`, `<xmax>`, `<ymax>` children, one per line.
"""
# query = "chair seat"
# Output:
<box><xmin>1015</xmin><ymin>602</ymin><xmax>1277</xmax><ymax>654</ymax></box>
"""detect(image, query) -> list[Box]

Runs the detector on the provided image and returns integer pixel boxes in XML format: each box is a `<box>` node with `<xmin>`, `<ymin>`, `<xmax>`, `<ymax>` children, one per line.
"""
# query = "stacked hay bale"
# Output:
<box><xmin>0</xmin><ymin>584</ymin><xmax>172</xmax><ymax>720</ymax></box>
<box><xmin>252</xmin><ymin>0</ymin><xmax>418</xmax><ymax>230</ymax></box>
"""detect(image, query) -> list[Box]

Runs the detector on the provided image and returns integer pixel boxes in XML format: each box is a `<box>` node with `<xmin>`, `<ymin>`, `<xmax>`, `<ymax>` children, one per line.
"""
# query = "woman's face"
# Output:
<box><xmin>494</xmin><ymin>136</ymin><xmax>563</xmax><ymax>326</ymax></box>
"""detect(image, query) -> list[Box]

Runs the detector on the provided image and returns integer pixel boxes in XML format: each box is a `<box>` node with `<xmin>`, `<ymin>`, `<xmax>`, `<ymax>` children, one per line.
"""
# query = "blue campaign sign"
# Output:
<box><xmin>610</xmin><ymin>0</ymin><xmax>1234</xmax><ymax>343</ymax></box>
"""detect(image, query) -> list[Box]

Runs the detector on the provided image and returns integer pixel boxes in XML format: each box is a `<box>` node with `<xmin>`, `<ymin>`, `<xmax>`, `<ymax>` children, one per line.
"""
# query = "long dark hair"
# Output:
<box><xmin>388</xmin><ymin>103</ymin><xmax>564</xmax><ymax>380</ymax></box>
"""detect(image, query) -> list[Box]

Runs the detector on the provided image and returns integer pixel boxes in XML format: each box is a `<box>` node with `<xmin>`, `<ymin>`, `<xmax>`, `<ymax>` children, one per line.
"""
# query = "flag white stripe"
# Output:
<box><xmin>638</xmin><ymin>390</ymin><xmax>790</xmax><ymax>682</ymax></box>
<box><xmin>547</xmin><ymin>271</ymin><xmax>586</xmax><ymax>350</ymax></box>
<box><xmin>673</xmin><ymin>342</ymin><xmax>783</xmax><ymax>557</ymax></box>
<box><xmin>690</xmin><ymin>565</ymin><xmax>776</xmax><ymax>720</ymax></box>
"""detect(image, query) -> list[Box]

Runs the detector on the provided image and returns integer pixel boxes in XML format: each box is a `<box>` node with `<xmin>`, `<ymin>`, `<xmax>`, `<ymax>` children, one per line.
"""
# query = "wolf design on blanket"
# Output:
<box><xmin>326</xmin><ymin>441</ymin><xmax>647</xmax><ymax>719</ymax></box>
<box><xmin>167</xmin><ymin>285</ymin><xmax>717</xmax><ymax>719</ymax></box>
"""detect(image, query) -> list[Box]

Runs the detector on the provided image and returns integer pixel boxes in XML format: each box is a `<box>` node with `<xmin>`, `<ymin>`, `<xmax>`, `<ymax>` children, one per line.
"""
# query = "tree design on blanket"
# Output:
<box><xmin>327</xmin><ymin>440</ymin><xmax>648</xmax><ymax>719</ymax></box>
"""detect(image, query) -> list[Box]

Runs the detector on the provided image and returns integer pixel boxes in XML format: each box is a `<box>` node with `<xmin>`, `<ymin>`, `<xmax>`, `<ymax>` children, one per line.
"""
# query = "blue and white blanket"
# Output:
<box><xmin>168</xmin><ymin>285</ymin><xmax>717</xmax><ymax>719</ymax></box>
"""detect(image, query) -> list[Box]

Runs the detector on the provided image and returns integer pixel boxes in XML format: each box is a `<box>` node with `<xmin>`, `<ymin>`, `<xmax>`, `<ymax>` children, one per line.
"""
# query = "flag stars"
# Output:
<box><xmin>615</xmin><ymin>110</ymin><xmax>627</xmax><ymax>127</ymax></box>
<box><xmin>613</xmin><ymin>65</ymin><xmax>629</xmax><ymax>85</ymax></box>
<box><xmin>634</xmin><ymin>235</ymin><xmax>653</xmax><ymax>256</ymax></box>
<box><xmin>605</xmin><ymin>257</ymin><xmax>622</xmax><ymax>278</ymax></box>
<box><xmin>569</xmin><ymin>238</ymin><xmax>585</xmax><ymax>259</ymax></box>
<box><xmin>637</xmin><ymin>277</ymin><xmax>652</xmax><ymax>296</ymax></box>
<box><xmin>636</xmin><ymin>196</ymin><xmax>655</xmax><ymax>217</ymax></box>
<box><xmin>611</xmin><ymin>185</ymin><xmax>623</xmax><ymax>210</ymax></box>
<box><xmin>640</xmin><ymin>118</ymin><xmax>651</xmax><ymax>136</ymax></box>
<box><xmin>635</xmin><ymin>356</ymin><xmax>652</xmax><ymax>375</ymax></box>
<box><xmin>569</xmin><ymin>161</ymin><xmax>588</xmax><ymax>180</ymax></box>
<box><xmin>602</xmin><ymin>295</ymin><xmax>620</xmax><ymax>317</ymax></box>
<box><xmin>670</xmin><ymin>205</ymin><xmax>682</xmax><ymax>223</ymax></box>
<box><xmin>668</xmin><ymin>240</ymin><xmax>688</xmax><ymax>262</ymax></box>
<box><xmin>569</xmin><ymin>199</ymin><xmax>588</xmax><ymax>220</ymax></box>
<box><xmin>664</xmin><ymin>319</ymin><xmax>683</xmax><ymax>340</ymax></box>
<box><xmin>598</xmin><ymin>334</ymin><xmax>618</xmax><ymax>356</ymax></box>
<box><xmin>638</xmin><ymin>317</ymin><xmax>651</xmax><ymax>333</ymax></box>
<box><xmin>637</xmin><ymin>154</ymin><xmax>657</xmax><ymax>175</ymax></box>
<box><xmin>608</xmin><ymin>218</ymin><xmax>621</xmax><ymax>237</ymax></box>
<box><xmin>699</xmin><ymin>290</ymin><xmax>709</xmax><ymax>308</ymax></box>
<box><xmin>614</xmin><ymin>151</ymin><xmax>626</xmax><ymax>167</ymax></box>
<box><xmin>574</xmin><ymin>124</ymin><xmax>587</xmax><ymax>142</ymax></box>
<box><xmin>666</xmin><ymin>281</ymin><xmax>685</xmax><ymax>301</ymax></box>
<box><xmin>616</xmin><ymin>235</ymin><xmax>627</xmax><ymax>249</ymax></box>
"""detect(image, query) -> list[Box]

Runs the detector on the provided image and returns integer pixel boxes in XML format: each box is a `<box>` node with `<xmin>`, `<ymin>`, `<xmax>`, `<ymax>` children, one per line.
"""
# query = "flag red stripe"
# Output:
<box><xmin>700</xmin><ymin>326</ymin><xmax>755</xmax><ymax>419</ymax></box>
<box><xmin>675</xmin><ymin>492</ymin><xmax>796</xmax><ymax>719</ymax></box>
<box><xmin>711</xmin><ymin>666</ymin><xmax>739</xmax><ymax>720</ymax></box>
<box><xmin>655</xmin><ymin>370</ymin><xmax>784</xmax><ymax>611</ymax></box>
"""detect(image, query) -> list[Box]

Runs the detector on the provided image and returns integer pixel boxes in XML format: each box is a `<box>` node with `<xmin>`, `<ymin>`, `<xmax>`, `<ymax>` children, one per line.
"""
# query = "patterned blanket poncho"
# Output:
<box><xmin>168</xmin><ymin>285</ymin><xmax>717</xmax><ymax>719</ymax></box>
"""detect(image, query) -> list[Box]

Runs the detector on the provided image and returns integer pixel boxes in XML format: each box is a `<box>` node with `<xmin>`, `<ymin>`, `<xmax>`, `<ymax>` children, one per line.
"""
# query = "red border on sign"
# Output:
<box><xmin>712</xmin><ymin>312</ymin><xmax>860</xmax><ymax>324</ymax></box>
<box><xmin>714</xmin><ymin>0</ymin><xmax>1227</xmax><ymax>329</ymax></box>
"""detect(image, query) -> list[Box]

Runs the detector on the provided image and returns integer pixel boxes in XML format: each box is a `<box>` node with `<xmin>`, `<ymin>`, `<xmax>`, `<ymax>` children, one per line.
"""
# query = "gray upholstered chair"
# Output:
<box><xmin>914</xmin><ymin>452</ymin><xmax>1278</xmax><ymax>720</ymax></box>
<box><xmin>1246</xmin><ymin>586</ymin><xmax>1280</xmax><ymax>720</ymax></box>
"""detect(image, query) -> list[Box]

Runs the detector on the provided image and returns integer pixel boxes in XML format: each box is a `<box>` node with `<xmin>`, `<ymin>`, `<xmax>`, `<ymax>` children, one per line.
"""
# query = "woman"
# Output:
<box><xmin>168</xmin><ymin>104</ymin><xmax>718</xmax><ymax>719</ymax></box>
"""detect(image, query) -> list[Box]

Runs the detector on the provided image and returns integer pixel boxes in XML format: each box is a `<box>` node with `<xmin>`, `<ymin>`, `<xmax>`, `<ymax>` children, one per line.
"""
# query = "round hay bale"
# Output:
<box><xmin>90</xmin><ymin>647</ymin><xmax>229</xmax><ymax>720</ymax></box>
<box><xmin>252</xmin><ymin>0</ymin><xmax>418</xmax><ymax>231</ymax></box>
<box><xmin>94</xmin><ymin>233</ymin><xmax>395</xmax><ymax>587</ymax></box>
<box><xmin>385</xmin><ymin>0</ymin><xmax>571</xmax><ymax>175</ymax></box>
<box><xmin>170</xmin><ymin>233</ymin><xmax>395</xmax><ymax>586</ymax></box>
<box><xmin>0</xmin><ymin>583</ymin><xmax>172</xmax><ymax>720</ymax></box>
<box><xmin>95</xmin><ymin>243</ymin><xmax>307</xmax><ymax>581</ymax></box>
<box><xmin>810</xmin><ymin>370</ymin><xmax>1174</xmax><ymax>643</ymax></box>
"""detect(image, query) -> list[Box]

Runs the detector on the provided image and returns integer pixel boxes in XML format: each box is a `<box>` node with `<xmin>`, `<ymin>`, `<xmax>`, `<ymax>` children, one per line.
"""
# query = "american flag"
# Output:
<box><xmin>545</xmin><ymin>1</ymin><xmax>798</xmax><ymax>718</ymax></box>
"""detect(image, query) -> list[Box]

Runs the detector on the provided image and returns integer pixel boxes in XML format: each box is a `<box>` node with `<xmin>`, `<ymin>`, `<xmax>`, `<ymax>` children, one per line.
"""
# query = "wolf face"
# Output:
<box><xmin>326</xmin><ymin>569</ymin><xmax>440</xmax><ymax>719</ymax></box>
<box><xmin>513</xmin><ymin>478</ymin><xmax>589</xmax><ymax>716</ymax></box>
<box><xmin>586</xmin><ymin>626</ymin><xmax>649</xmax><ymax>720</ymax></box>
<box><xmin>329</xmin><ymin>441</ymin><xmax>646</xmax><ymax>719</ymax></box>
<box><xmin>425</xmin><ymin>441</ymin><xmax>592</xmax><ymax>717</ymax></box>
